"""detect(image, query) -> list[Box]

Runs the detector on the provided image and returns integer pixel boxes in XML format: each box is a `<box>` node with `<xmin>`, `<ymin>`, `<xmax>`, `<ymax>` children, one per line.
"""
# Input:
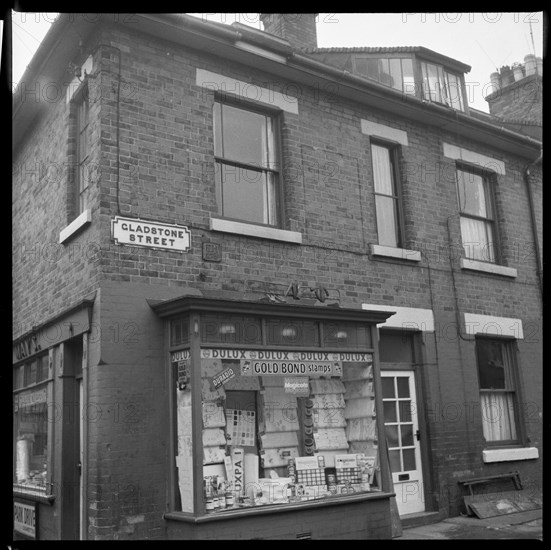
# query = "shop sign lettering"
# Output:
<box><xmin>14</xmin><ymin>501</ymin><xmax>36</xmax><ymax>538</ymax></box>
<box><xmin>18</xmin><ymin>388</ymin><xmax>48</xmax><ymax>408</ymax></box>
<box><xmin>171</xmin><ymin>350</ymin><xmax>191</xmax><ymax>362</ymax></box>
<box><xmin>14</xmin><ymin>333</ymin><xmax>42</xmax><ymax>361</ymax></box>
<box><xmin>201</xmin><ymin>348</ymin><xmax>373</xmax><ymax>363</ymax></box>
<box><xmin>241</xmin><ymin>360</ymin><xmax>342</xmax><ymax>377</ymax></box>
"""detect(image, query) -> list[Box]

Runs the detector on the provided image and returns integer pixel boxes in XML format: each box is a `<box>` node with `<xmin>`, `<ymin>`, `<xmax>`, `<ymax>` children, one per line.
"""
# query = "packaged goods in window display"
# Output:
<box><xmin>195</xmin><ymin>358</ymin><xmax>381</xmax><ymax>513</ymax></box>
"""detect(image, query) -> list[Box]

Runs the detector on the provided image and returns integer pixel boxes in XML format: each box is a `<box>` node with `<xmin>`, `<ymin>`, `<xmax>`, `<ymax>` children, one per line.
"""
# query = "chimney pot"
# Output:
<box><xmin>524</xmin><ymin>54</ymin><xmax>537</xmax><ymax>76</ymax></box>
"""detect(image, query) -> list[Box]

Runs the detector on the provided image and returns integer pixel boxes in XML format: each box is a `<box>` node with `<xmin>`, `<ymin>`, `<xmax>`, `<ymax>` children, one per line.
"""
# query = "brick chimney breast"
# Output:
<box><xmin>260</xmin><ymin>13</ymin><xmax>318</xmax><ymax>51</ymax></box>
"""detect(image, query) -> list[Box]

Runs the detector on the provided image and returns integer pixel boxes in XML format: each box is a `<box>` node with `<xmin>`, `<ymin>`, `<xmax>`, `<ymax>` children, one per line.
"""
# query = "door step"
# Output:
<box><xmin>400</xmin><ymin>511</ymin><xmax>442</xmax><ymax>529</ymax></box>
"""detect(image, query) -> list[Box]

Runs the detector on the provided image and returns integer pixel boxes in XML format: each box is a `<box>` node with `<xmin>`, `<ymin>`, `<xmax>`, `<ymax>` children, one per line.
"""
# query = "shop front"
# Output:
<box><xmin>151</xmin><ymin>296</ymin><xmax>396</xmax><ymax>540</ymax></box>
<box><xmin>13</xmin><ymin>297</ymin><xmax>94</xmax><ymax>540</ymax></box>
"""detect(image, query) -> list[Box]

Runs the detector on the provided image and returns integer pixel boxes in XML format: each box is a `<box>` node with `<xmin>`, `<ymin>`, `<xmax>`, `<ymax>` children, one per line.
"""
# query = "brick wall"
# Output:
<box><xmin>13</xmin><ymin>19</ymin><xmax>542</xmax><ymax>539</ymax></box>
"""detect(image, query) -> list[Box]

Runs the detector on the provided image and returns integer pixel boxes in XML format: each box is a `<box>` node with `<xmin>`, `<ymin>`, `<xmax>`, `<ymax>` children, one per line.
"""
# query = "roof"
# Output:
<box><xmin>306</xmin><ymin>46</ymin><xmax>471</xmax><ymax>73</ymax></box>
<box><xmin>12</xmin><ymin>13</ymin><xmax>540</xmax><ymax>158</ymax></box>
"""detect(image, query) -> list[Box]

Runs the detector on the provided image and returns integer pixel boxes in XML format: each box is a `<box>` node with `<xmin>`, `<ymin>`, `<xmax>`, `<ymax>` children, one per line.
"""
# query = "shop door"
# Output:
<box><xmin>381</xmin><ymin>371</ymin><xmax>425</xmax><ymax>515</ymax></box>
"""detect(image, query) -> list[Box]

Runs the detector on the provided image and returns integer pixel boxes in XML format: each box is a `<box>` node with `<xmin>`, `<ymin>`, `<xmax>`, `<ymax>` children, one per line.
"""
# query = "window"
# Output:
<box><xmin>75</xmin><ymin>91</ymin><xmax>90</xmax><ymax>214</ymax></box>
<box><xmin>13</xmin><ymin>354</ymin><xmax>51</xmax><ymax>494</ymax></box>
<box><xmin>213</xmin><ymin>100</ymin><xmax>280</xmax><ymax>226</ymax></box>
<box><xmin>421</xmin><ymin>62</ymin><xmax>465</xmax><ymax>111</ymax></box>
<box><xmin>456</xmin><ymin>167</ymin><xmax>498</xmax><ymax>262</ymax></box>
<box><xmin>355</xmin><ymin>57</ymin><xmax>415</xmax><ymax>95</ymax></box>
<box><xmin>170</xmin><ymin>313</ymin><xmax>382</xmax><ymax>515</ymax></box>
<box><xmin>371</xmin><ymin>142</ymin><xmax>403</xmax><ymax>248</ymax></box>
<box><xmin>476</xmin><ymin>339</ymin><xmax>520</xmax><ymax>444</ymax></box>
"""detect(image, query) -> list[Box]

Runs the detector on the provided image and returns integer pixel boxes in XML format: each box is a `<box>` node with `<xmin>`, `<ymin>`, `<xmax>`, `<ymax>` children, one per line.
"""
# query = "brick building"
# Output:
<box><xmin>12</xmin><ymin>13</ymin><xmax>542</xmax><ymax>540</ymax></box>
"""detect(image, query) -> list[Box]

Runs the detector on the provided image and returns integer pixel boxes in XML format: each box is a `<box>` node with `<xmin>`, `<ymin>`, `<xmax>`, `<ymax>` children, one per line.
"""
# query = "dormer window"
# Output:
<box><xmin>421</xmin><ymin>61</ymin><xmax>465</xmax><ymax>111</ymax></box>
<box><xmin>354</xmin><ymin>57</ymin><xmax>415</xmax><ymax>95</ymax></box>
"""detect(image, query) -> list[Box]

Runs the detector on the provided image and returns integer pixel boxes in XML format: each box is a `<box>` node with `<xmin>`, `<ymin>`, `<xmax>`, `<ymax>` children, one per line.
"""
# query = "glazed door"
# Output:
<box><xmin>381</xmin><ymin>370</ymin><xmax>425</xmax><ymax>515</ymax></box>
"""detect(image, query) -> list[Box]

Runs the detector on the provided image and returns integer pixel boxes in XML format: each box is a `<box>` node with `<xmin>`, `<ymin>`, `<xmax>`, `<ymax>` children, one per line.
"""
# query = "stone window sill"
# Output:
<box><xmin>370</xmin><ymin>244</ymin><xmax>421</xmax><ymax>262</ymax></box>
<box><xmin>59</xmin><ymin>209</ymin><xmax>92</xmax><ymax>244</ymax></box>
<box><xmin>210</xmin><ymin>217</ymin><xmax>302</xmax><ymax>244</ymax></box>
<box><xmin>482</xmin><ymin>447</ymin><xmax>539</xmax><ymax>463</ymax></box>
<box><xmin>460</xmin><ymin>258</ymin><xmax>517</xmax><ymax>278</ymax></box>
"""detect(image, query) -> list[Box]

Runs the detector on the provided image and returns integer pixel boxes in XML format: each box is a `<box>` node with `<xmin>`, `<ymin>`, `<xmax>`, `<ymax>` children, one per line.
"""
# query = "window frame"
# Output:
<box><xmin>370</xmin><ymin>139</ymin><xmax>405</xmax><ymax>249</ymax></box>
<box><xmin>420</xmin><ymin>61</ymin><xmax>465</xmax><ymax>111</ymax></box>
<box><xmin>13</xmin><ymin>353</ymin><xmax>54</xmax><ymax>498</ymax></box>
<box><xmin>212</xmin><ymin>96</ymin><xmax>284</xmax><ymax>229</ymax></box>
<box><xmin>474</xmin><ymin>336</ymin><xmax>525</xmax><ymax>447</ymax></box>
<box><xmin>74</xmin><ymin>86</ymin><xmax>90</xmax><ymax>217</ymax></box>
<box><xmin>455</xmin><ymin>163</ymin><xmax>501</xmax><ymax>264</ymax></box>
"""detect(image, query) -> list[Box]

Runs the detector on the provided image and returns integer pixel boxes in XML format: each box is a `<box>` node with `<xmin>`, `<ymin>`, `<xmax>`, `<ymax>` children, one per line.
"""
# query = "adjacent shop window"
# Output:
<box><xmin>75</xmin><ymin>90</ymin><xmax>90</xmax><ymax>215</ymax></box>
<box><xmin>421</xmin><ymin>61</ymin><xmax>465</xmax><ymax>111</ymax></box>
<box><xmin>371</xmin><ymin>142</ymin><xmax>404</xmax><ymax>248</ymax></box>
<box><xmin>476</xmin><ymin>338</ymin><xmax>520</xmax><ymax>444</ymax></box>
<box><xmin>354</xmin><ymin>57</ymin><xmax>415</xmax><ymax>95</ymax></box>
<box><xmin>13</xmin><ymin>354</ymin><xmax>51</xmax><ymax>494</ymax></box>
<box><xmin>456</xmin><ymin>166</ymin><xmax>498</xmax><ymax>263</ymax></box>
<box><xmin>213</xmin><ymin>100</ymin><xmax>280</xmax><ymax>226</ymax></box>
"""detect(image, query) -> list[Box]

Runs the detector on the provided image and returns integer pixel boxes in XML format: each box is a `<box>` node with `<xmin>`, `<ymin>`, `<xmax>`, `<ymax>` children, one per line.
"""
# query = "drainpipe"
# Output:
<box><xmin>523</xmin><ymin>152</ymin><xmax>543</xmax><ymax>303</ymax></box>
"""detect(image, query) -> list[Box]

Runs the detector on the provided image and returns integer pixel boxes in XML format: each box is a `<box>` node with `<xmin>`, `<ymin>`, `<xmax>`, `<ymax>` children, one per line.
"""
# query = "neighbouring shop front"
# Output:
<box><xmin>13</xmin><ymin>297</ymin><xmax>95</xmax><ymax>540</ymax></box>
<box><xmin>151</xmin><ymin>295</ymin><xmax>397</xmax><ymax>539</ymax></box>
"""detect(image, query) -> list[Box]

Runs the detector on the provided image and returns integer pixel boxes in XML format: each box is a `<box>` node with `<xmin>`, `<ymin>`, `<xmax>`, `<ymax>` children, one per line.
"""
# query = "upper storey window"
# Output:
<box><xmin>421</xmin><ymin>61</ymin><xmax>465</xmax><ymax>111</ymax></box>
<box><xmin>354</xmin><ymin>57</ymin><xmax>416</xmax><ymax>95</ymax></box>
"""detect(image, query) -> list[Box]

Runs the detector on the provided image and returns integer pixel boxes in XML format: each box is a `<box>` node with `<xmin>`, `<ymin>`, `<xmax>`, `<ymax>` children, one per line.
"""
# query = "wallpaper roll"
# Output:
<box><xmin>244</xmin><ymin>453</ymin><xmax>260</xmax><ymax>498</ymax></box>
<box><xmin>16</xmin><ymin>439</ymin><xmax>30</xmax><ymax>482</ymax></box>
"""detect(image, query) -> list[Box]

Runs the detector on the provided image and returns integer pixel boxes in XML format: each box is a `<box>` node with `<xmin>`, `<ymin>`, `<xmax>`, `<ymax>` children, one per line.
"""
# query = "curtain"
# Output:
<box><xmin>480</xmin><ymin>392</ymin><xmax>517</xmax><ymax>442</ymax></box>
<box><xmin>460</xmin><ymin>217</ymin><xmax>495</xmax><ymax>262</ymax></box>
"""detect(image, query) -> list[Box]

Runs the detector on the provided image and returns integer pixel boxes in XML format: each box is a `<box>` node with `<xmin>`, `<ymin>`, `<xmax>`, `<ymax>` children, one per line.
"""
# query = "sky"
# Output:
<box><xmin>11</xmin><ymin>12</ymin><xmax>545</xmax><ymax>113</ymax></box>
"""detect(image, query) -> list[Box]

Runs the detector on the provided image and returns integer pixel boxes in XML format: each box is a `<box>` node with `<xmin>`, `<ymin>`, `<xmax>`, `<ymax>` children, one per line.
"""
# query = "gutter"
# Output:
<box><xmin>523</xmin><ymin>153</ymin><xmax>543</xmax><ymax>303</ymax></box>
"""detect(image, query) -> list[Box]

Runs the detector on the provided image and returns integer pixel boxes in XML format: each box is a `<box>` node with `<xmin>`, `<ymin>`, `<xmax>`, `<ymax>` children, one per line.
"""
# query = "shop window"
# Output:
<box><xmin>266</xmin><ymin>320</ymin><xmax>320</xmax><ymax>347</ymax></box>
<box><xmin>213</xmin><ymin>100</ymin><xmax>280</xmax><ymax>226</ymax></box>
<box><xmin>323</xmin><ymin>322</ymin><xmax>372</xmax><ymax>349</ymax></box>
<box><xmin>200</xmin><ymin>314</ymin><xmax>262</xmax><ymax>345</ymax></box>
<box><xmin>456</xmin><ymin>166</ymin><xmax>498</xmax><ymax>263</ymax></box>
<box><xmin>476</xmin><ymin>338</ymin><xmax>520</xmax><ymax>444</ymax></box>
<box><xmin>13</xmin><ymin>354</ymin><xmax>51</xmax><ymax>494</ymax></box>
<box><xmin>421</xmin><ymin>61</ymin><xmax>465</xmax><ymax>111</ymax></box>
<box><xmin>171</xmin><ymin>317</ymin><xmax>190</xmax><ymax>346</ymax></box>
<box><xmin>371</xmin><ymin>141</ymin><xmax>404</xmax><ymax>249</ymax></box>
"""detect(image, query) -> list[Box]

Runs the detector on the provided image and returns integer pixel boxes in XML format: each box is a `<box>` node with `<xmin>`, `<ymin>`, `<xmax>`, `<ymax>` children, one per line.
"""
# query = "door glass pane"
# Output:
<box><xmin>401</xmin><ymin>424</ymin><xmax>414</xmax><ymax>446</ymax></box>
<box><xmin>403</xmin><ymin>448</ymin><xmax>416</xmax><ymax>471</ymax></box>
<box><xmin>397</xmin><ymin>377</ymin><xmax>410</xmax><ymax>398</ymax></box>
<box><xmin>382</xmin><ymin>378</ymin><xmax>395</xmax><ymax>398</ymax></box>
<box><xmin>389</xmin><ymin>449</ymin><xmax>401</xmax><ymax>473</ymax></box>
<box><xmin>398</xmin><ymin>401</ymin><xmax>412</xmax><ymax>422</ymax></box>
<box><xmin>385</xmin><ymin>425</ymin><xmax>399</xmax><ymax>447</ymax></box>
<box><xmin>383</xmin><ymin>400</ymin><xmax>397</xmax><ymax>422</ymax></box>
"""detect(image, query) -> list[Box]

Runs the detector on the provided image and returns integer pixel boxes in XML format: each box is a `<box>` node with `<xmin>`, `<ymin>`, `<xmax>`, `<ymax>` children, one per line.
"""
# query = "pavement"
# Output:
<box><xmin>395</xmin><ymin>509</ymin><xmax>543</xmax><ymax>540</ymax></box>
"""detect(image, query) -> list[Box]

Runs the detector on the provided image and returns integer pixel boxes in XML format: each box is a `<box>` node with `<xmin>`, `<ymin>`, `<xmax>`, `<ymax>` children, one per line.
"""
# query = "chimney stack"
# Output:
<box><xmin>260</xmin><ymin>13</ymin><xmax>318</xmax><ymax>51</ymax></box>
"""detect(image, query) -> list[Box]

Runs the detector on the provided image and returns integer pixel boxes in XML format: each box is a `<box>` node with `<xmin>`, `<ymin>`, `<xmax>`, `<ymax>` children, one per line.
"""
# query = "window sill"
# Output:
<box><xmin>460</xmin><ymin>258</ymin><xmax>517</xmax><ymax>278</ymax></box>
<box><xmin>482</xmin><ymin>447</ymin><xmax>539</xmax><ymax>463</ymax></box>
<box><xmin>13</xmin><ymin>486</ymin><xmax>55</xmax><ymax>505</ymax></box>
<box><xmin>370</xmin><ymin>244</ymin><xmax>421</xmax><ymax>262</ymax></box>
<box><xmin>59</xmin><ymin>209</ymin><xmax>92</xmax><ymax>244</ymax></box>
<box><xmin>164</xmin><ymin>490</ymin><xmax>392</xmax><ymax>523</ymax></box>
<box><xmin>210</xmin><ymin>217</ymin><xmax>302</xmax><ymax>244</ymax></box>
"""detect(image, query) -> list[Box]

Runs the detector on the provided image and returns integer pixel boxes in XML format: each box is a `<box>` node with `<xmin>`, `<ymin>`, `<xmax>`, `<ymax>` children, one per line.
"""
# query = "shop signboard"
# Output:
<box><xmin>111</xmin><ymin>216</ymin><xmax>191</xmax><ymax>253</ymax></box>
<box><xmin>14</xmin><ymin>501</ymin><xmax>37</xmax><ymax>539</ymax></box>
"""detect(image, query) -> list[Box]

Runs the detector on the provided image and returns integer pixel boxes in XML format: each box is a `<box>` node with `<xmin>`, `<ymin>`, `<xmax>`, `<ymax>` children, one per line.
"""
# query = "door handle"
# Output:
<box><xmin>415</xmin><ymin>430</ymin><xmax>421</xmax><ymax>441</ymax></box>
<box><xmin>77</xmin><ymin>461</ymin><xmax>82</xmax><ymax>475</ymax></box>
